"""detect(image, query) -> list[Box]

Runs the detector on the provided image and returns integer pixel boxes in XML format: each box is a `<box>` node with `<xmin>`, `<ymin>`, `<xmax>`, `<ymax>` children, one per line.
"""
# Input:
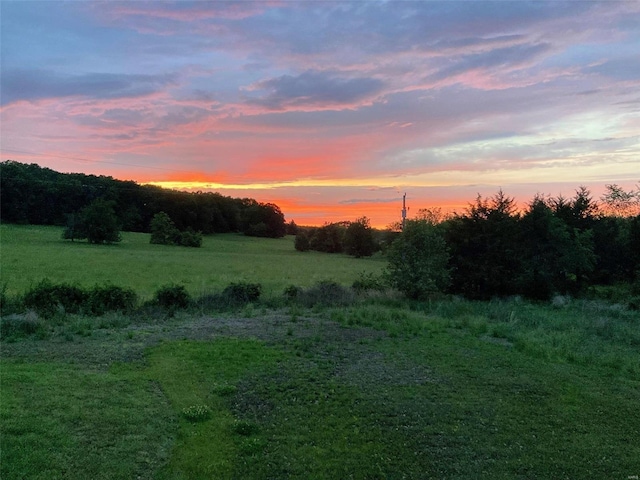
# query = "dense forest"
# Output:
<box><xmin>0</xmin><ymin>161</ymin><xmax>287</xmax><ymax>238</ymax></box>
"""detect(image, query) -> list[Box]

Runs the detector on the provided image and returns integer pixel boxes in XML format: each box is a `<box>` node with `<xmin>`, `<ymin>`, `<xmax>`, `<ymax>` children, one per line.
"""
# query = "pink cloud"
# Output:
<box><xmin>103</xmin><ymin>2</ymin><xmax>278</xmax><ymax>22</ymax></box>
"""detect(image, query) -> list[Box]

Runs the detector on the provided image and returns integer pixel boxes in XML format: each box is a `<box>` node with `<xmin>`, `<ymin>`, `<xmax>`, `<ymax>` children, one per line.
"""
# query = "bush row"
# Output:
<box><xmin>2</xmin><ymin>280</ymin><xmax>267</xmax><ymax>319</ymax></box>
<box><xmin>0</xmin><ymin>276</ymin><xmax>389</xmax><ymax>339</ymax></box>
<box><xmin>20</xmin><ymin>280</ymin><xmax>138</xmax><ymax>318</ymax></box>
<box><xmin>3</xmin><ymin>276</ymin><xmax>639</xmax><ymax>341</ymax></box>
<box><xmin>0</xmin><ymin>280</ymin><xmax>261</xmax><ymax>339</ymax></box>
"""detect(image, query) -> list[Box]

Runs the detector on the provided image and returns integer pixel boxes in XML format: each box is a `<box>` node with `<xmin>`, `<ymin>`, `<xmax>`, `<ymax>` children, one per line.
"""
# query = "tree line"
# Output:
<box><xmin>387</xmin><ymin>187</ymin><xmax>640</xmax><ymax>300</ymax></box>
<box><xmin>0</xmin><ymin>161</ymin><xmax>286</xmax><ymax>238</ymax></box>
<box><xmin>294</xmin><ymin>217</ymin><xmax>379</xmax><ymax>258</ymax></box>
<box><xmin>291</xmin><ymin>186</ymin><xmax>640</xmax><ymax>300</ymax></box>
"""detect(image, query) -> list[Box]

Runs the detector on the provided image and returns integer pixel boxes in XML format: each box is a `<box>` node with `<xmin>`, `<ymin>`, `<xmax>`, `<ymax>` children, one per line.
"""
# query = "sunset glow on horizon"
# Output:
<box><xmin>2</xmin><ymin>1</ymin><xmax>639</xmax><ymax>228</ymax></box>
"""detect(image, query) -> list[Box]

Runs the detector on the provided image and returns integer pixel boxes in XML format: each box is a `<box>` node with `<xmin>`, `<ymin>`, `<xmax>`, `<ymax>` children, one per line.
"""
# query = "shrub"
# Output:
<box><xmin>386</xmin><ymin>220</ymin><xmax>451</xmax><ymax>299</ymax></box>
<box><xmin>22</xmin><ymin>280</ymin><xmax>89</xmax><ymax>317</ymax></box>
<box><xmin>150</xmin><ymin>212</ymin><xmax>203</xmax><ymax>247</ymax></box>
<box><xmin>179</xmin><ymin>229</ymin><xmax>203</xmax><ymax>247</ymax></box>
<box><xmin>155</xmin><ymin>284</ymin><xmax>191</xmax><ymax>310</ymax></box>
<box><xmin>352</xmin><ymin>272</ymin><xmax>387</xmax><ymax>292</ymax></box>
<box><xmin>344</xmin><ymin>217</ymin><xmax>377</xmax><ymax>258</ymax></box>
<box><xmin>283</xmin><ymin>285</ymin><xmax>302</xmax><ymax>299</ymax></box>
<box><xmin>150</xmin><ymin>212</ymin><xmax>179</xmax><ymax>245</ymax></box>
<box><xmin>87</xmin><ymin>284</ymin><xmax>137</xmax><ymax>316</ymax></box>
<box><xmin>309</xmin><ymin>223</ymin><xmax>345</xmax><ymax>253</ymax></box>
<box><xmin>78</xmin><ymin>198</ymin><xmax>122</xmax><ymax>244</ymax></box>
<box><xmin>223</xmin><ymin>282</ymin><xmax>262</xmax><ymax>304</ymax></box>
<box><xmin>296</xmin><ymin>281</ymin><xmax>354</xmax><ymax>307</ymax></box>
<box><xmin>294</xmin><ymin>231</ymin><xmax>310</xmax><ymax>252</ymax></box>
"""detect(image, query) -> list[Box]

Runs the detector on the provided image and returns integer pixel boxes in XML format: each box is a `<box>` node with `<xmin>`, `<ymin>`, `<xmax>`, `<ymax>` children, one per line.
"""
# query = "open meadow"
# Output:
<box><xmin>1</xmin><ymin>224</ymin><xmax>640</xmax><ymax>479</ymax></box>
<box><xmin>0</xmin><ymin>224</ymin><xmax>386</xmax><ymax>299</ymax></box>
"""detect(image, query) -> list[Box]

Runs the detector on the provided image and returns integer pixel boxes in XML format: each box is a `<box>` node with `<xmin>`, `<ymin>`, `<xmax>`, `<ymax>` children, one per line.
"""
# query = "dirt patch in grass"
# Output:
<box><xmin>0</xmin><ymin>312</ymin><xmax>387</xmax><ymax>369</ymax></box>
<box><xmin>335</xmin><ymin>350</ymin><xmax>437</xmax><ymax>389</ymax></box>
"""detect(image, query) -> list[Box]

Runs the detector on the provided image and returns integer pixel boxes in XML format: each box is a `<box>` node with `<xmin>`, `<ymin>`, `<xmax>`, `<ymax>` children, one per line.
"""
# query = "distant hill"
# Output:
<box><xmin>0</xmin><ymin>160</ymin><xmax>286</xmax><ymax>237</ymax></box>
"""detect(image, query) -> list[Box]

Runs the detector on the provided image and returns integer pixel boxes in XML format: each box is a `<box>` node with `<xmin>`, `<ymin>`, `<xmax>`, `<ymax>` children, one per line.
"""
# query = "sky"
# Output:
<box><xmin>1</xmin><ymin>1</ymin><xmax>639</xmax><ymax>227</ymax></box>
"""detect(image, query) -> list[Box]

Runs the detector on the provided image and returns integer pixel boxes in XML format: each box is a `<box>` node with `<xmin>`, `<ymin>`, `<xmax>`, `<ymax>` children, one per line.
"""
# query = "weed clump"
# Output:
<box><xmin>193</xmin><ymin>283</ymin><xmax>262</xmax><ymax>312</ymax></box>
<box><xmin>296</xmin><ymin>281</ymin><xmax>354</xmax><ymax>307</ymax></box>
<box><xmin>283</xmin><ymin>285</ymin><xmax>302</xmax><ymax>300</ymax></box>
<box><xmin>87</xmin><ymin>284</ymin><xmax>137</xmax><ymax>316</ymax></box>
<box><xmin>232</xmin><ymin>419</ymin><xmax>259</xmax><ymax>436</ymax></box>
<box><xmin>155</xmin><ymin>284</ymin><xmax>191</xmax><ymax>311</ymax></box>
<box><xmin>223</xmin><ymin>282</ymin><xmax>262</xmax><ymax>304</ymax></box>
<box><xmin>352</xmin><ymin>272</ymin><xmax>387</xmax><ymax>292</ymax></box>
<box><xmin>22</xmin><ymin>279</ymin><xmax>88</xmax><ymax>318</ymax></box>
<box><xmin>0</xmin><ymin>311</ymin><xmax>45</xmax><ymax>339</ymax></box>
<box><xmin>182</xmin><ymin>404</ymin><xmax>211</xmax><ymax>422</ymax></box>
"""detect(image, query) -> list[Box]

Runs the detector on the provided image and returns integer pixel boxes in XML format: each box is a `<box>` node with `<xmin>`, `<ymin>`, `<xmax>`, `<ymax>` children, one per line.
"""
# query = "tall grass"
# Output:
<box><xmin>328</xmin><ymin>296</ymin><xmax>640</xmax><ymax>377</ymax></box>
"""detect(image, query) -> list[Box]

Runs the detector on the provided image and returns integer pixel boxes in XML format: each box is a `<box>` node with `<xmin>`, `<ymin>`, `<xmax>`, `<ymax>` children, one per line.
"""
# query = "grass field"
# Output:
<box><xmin>0</xmin><ymin>224</ymin><xmax>386</xmax><ymax>299</ymax></box>
<box><xmin>2</xmin><ymin>224</ymin><xmax>640</xmax><ymax>479</ymax></box>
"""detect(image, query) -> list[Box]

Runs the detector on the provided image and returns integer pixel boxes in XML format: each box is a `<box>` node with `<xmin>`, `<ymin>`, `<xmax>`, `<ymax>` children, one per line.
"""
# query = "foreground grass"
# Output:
<box><xmin>0</xmin><ymin>224</ymin><xmax>385</xmax><ymax>299</ymax></box>
<box><xmin>0</xmin><ymin>361</ymin><xmax>174</xmax><ymax>480</ymax></box>
<box><xmin>2</xmin><ymin>296</ymin><xmax>639</xmax><ymax>479</ymax></box>
<box><xmin>142</xmin><ymin>339</ymin><xmax>285</xmax><ymax>479</ymax></box>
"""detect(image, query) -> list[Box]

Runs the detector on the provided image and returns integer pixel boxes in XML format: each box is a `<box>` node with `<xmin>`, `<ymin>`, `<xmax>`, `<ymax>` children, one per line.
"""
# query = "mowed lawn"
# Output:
<box><xmin>0</xmin><ymin>224</ymin><xmax>386</xmax><ymax>299</ymax></box>
<box><xmin>2</xmin><ymin>303</ymin><xmax>640</xmax><ymax>479</ymax></box>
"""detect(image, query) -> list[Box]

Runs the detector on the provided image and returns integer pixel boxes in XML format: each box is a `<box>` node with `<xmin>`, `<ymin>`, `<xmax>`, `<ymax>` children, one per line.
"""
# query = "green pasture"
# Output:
<box><xmin>0</xmin><ymin>224</ymin><xmax>385</xmax><ymax>299</ymax></box>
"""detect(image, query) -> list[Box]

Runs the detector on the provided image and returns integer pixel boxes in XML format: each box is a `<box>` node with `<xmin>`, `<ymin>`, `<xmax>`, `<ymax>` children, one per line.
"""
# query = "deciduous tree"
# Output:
<box><xmin>386</xmin><ymin>219</ymin><xmax>450</xmax><ymax>299</ymax></box>
<box><xmin>75</xmin><ymin>198</ymin><xmax>121</xmax><ymax>244</ymax></box>
<box><xmin>150</xmin><ymin>212</ymin><xmax>180</xmax><ymax>245</ymax></box>
<box><xmin>344</xmin><ymin>217</ymin><xmax>377</xmax><ymax>258</ymax></box>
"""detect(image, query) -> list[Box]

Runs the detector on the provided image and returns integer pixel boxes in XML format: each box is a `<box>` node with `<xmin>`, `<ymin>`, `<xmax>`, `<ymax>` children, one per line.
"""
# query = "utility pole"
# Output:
<box><xmin>401</xmin><ymin>193</ymin><xmax>407</xmax><ymax>231</ymax></box>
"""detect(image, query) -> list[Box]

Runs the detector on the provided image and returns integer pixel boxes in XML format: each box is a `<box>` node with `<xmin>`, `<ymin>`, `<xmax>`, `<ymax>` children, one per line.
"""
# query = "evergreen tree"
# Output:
<box><xmin>518</xmin><ymin>196</ymin><xmax>574</xmax><ymax>298</ymax></box>
<box><xmin>445</xmin><ymin>190</ymin><xmax>520</xmax><ymax>298</ymax></box>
